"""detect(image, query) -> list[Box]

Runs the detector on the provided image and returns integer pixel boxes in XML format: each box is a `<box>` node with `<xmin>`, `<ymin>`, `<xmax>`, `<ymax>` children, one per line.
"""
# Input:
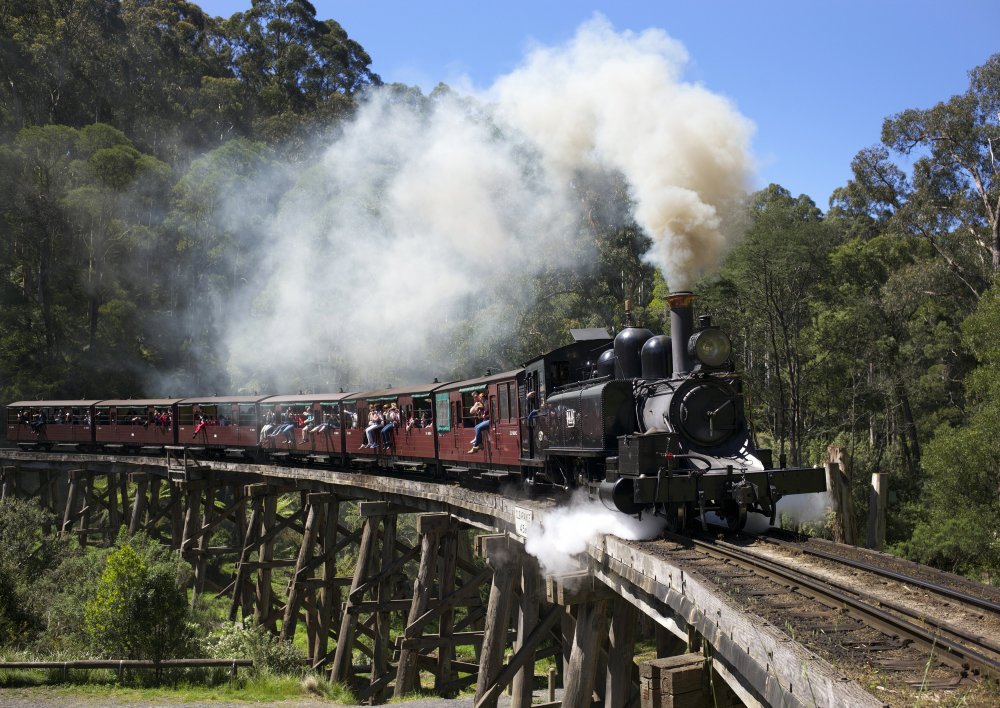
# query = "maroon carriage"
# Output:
<box><xmin>6</xmin><ymin>400</ymin><xmax>99</xmax><ymax>447</ymax></box>
<box><xmin>258</xmin><ymin>392</ymin><xmax>353</xmax><ymax>462</ymax></box>
<box><xmin>347</xmin><ymin>384</ymin><xmax>444</xmax><ymax>470</ymax></box>
<box><xmin>94</xmin><ymin>399</ymin><xmax>180</xmax><ymax>450</ymax></box>
<box><xmin>435</xmin><ymin>370</ymin><xmax>524</xmax><ymax>478</ymax></box>
<box><xmin>176</xmin><ymin>396</ymin><xmax>265</xmax><ymax>453</ymax></box>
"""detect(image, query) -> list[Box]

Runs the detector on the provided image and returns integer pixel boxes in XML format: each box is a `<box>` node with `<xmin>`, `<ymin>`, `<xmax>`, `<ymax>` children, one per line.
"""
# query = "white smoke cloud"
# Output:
<box><xmin>490</xmin><ymin>15</ymin><xmax>755</xmax><ymax>290</ymax></box>
<box><xmin>214</xmin><ymin>15</ymin><xmax>754</xmax><ymax>391</ymax></box>
<box><xmin>524</xmin><ymin>490</ymin><xmax>666</xmax><ymax>577</ymax></box>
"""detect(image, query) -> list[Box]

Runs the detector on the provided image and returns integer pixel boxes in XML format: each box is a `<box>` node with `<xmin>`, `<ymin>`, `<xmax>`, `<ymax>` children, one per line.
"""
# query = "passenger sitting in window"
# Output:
<box><xmin>381</xmin><ymin>403</ymin><xmax>400</xmax><ymax>448</ymax></box>
<box><xmin>300</xmin><ymin>410</ymin><xmax>315</xmax><ymax>443</ymax></box>
<box><xmin>269</xmin><ymin>409</ymin><xmax>296</xmax><ymax>444</ymax></box>
<box><xmin>192</xmin><ymin>413</ymin><xmax>209</xmax><ymax>438</ymax></box>
<box><xmin>467</xmin><ymin>392</ymin><xmax>490</xmax><ymax>454</ymax></box>
<box><xmin>30</xmin><ymin>411</ymin><xmax>47</xmax><ymax>434</ymax></box>
<box><xmin>362</xmin><ymin>406</ymin><xmax>384</xmax><ymax>448</ymax></box>
<box><xmin>311</xmin><ymin>412</ymin><xmax>336</xmax><ymax>435</ymax></box>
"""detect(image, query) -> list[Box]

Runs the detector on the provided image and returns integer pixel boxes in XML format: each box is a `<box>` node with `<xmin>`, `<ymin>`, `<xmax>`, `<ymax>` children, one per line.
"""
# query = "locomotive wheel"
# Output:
<box><xmin>666</xmin><ymin>503</ymin><xmax>688</xmax><ymax>533</ymax></box>
<box><xmin>721</xmin><ymin>499</ymin><xmax>747</xmax><ymax>532</ymax></box>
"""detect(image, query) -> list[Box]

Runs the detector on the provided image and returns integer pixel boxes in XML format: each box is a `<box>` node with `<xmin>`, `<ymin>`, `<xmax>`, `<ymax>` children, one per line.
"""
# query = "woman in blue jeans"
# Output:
<box><xmin>467</xmin><ymin>392</ymin><xmax>490</xmax><ymax>453</ymax></box>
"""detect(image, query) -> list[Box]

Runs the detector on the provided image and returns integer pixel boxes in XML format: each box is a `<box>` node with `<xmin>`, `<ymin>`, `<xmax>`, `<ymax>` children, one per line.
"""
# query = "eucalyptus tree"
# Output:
<box><xmin>221</xmin><ymin>0</ymin><xmax>380</xmax><ymax>143</ymax></box>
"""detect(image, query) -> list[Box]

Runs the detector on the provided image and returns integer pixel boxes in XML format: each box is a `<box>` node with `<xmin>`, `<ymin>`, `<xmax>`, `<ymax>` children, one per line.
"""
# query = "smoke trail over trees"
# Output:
<box><xmin>211</xmin><ymin>16</ymin><xmax>755</xmax><ymax>392</ymax></box>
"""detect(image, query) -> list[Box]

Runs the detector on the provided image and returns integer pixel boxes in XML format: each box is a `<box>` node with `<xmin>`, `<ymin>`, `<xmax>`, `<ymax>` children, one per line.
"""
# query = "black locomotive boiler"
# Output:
<box><xmin>534</xmin><ymin>291</ymin><xmax>827</xmax><ymax>531</ymax></box>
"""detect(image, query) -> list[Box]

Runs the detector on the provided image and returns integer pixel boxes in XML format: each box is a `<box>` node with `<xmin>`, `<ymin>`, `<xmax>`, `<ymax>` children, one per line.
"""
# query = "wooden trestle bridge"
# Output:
<box><xmin>0</xmin><ymin>448</ymin><xmax>881</xmax><ymax>708</ymax></box>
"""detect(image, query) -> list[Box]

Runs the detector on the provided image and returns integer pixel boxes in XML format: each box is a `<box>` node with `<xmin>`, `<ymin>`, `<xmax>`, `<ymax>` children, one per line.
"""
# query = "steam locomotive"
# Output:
<box><xmin>6</xmin><ymin>292</ymin><xmax>826</xmax><ymax>532</ymax></box>
<box><xmin>537</xmin><ymin>292</ymin><xmax>827</xmax><ymax>531</ymax></box>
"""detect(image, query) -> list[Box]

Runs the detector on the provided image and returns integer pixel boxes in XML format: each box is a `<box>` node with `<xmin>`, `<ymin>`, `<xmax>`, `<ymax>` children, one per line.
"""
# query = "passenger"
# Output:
<box><xmin>192</xmin><ymin>413</ymin><xmax>209</xmax><ymax>438</ymax></box>
<box><xmin>467</xmin><ymin>392</ymin><xmax>490</xmax><ymax>454</ymax></box>
<box><xmin>269</xmin><ymin>408</ymin><xmax>296</xmax><ymax>444</ymax></box>
<box><xmin>311</xmin><ymin>412</ymin><xmax>336</xmax><ymax>435</ymax></box>
<box><xmin>30</xmin><ymin>411</ymin><xmax>47</xmax><ymax>435</ymax></box>
<box><xmin>300</xmin><ymin>410</ymin><xmax>315</xmax><ymax>443</ymax></box>
<box><xmin>381</xmin><ymin>403</ymin><xmax>400</xmax><ymax>447</ymax></box>
<box><xmin>525</xmin><ymin>390</ymin><xmax>539</xmax><ymax>426</ymax></box>
<box><xmin>362</xmin><ymin>406</ymin><xmax>384</xmax><ymax>448</ymax></box>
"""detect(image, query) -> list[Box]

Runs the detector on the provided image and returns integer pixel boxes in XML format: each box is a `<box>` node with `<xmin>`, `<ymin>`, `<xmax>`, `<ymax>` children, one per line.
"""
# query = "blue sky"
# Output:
<box><xmin>196</xmin><ymin>1</ymin><xmax>999</xmax><ymax>207</ymax></box>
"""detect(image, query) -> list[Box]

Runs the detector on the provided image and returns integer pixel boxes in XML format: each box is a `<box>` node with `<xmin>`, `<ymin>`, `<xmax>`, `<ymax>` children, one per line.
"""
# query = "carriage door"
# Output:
<box><xmin>488</xmin><ymin>390</ymin><xmax>498</xmax><ymax>454</ymax></box>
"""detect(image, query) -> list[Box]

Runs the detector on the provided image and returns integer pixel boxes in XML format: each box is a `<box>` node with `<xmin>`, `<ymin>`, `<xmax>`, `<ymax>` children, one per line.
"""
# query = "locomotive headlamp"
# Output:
<box><xmin>688</xmin><ymin>328</ymin><xmax>732</xmax><ymax>368</ymax></box>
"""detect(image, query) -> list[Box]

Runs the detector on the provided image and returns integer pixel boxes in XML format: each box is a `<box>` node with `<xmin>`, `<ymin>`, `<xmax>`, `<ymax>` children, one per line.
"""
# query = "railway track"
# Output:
<box><xmin>654</xmin><ymin>532</ymin><xmax>1000</xmax><ymax>696</ymax></box>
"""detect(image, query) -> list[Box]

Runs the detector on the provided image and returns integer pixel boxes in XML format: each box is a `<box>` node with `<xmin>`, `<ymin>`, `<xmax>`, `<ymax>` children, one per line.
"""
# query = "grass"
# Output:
<box><xmin>0</xmin><ymin>668</ymin><xmax>356</xmax><ymax>704</ymax></box>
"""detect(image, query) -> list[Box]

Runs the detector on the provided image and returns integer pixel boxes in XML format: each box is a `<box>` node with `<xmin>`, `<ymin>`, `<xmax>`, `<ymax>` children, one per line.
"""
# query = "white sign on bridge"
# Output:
<box><xmin>514</xmin><ymin>506</ymin><xmax>533</xmax><ymax>538</ymax></box>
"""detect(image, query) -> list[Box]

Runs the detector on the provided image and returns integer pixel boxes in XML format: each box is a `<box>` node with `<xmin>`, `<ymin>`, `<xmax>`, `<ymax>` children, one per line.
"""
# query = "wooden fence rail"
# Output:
<box><xmin>0</xmin><ymin>658</ymin><xmax>253</xmax><ymax>682</ymax></box>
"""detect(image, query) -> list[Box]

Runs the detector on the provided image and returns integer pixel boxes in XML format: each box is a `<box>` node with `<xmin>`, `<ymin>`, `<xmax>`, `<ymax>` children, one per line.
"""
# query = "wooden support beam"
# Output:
<box><xmin>395</xmin><ymin>513</ymin><xmax>450</xmax><ymax>698</ymax></box>
<box><xmin>254</xmin><ymin>492</ymin><xmax>278</xmax><ymax>632</ymax></box>
<box><xmin>606</xmin><ymin>596</ymin><xmax>640</xmax><ymax>708</ymax></box>
<box><xmin>330</xmin><ymin>509</ymin><xmax>381</xmax><ymax>684</ymax></box>
<box><xmin>368</xmin><ymin>512</ymin><xmax>397</xmax><ymax>703</ymax></box>
<box><xmin>866</xmin><ymin>472</ymin><xmax>888</xmax><ymax>551</ymax></box>
<box><xmin>128</xmin><ymin>475</ymin><xmax>150</xmax><ymax>535</ymax></box>
<box><xmin>511</xmin><ymin>556</ymin><xmax>542</xmax><ymax>708</ymax></box>
<box><xmin>562</xmin><ymin>598</ymin><xmax>609</xmax><ymax>708</ymax></box>
<box><xmin>436</xmin><ymin>519</ymin><xmax>459</xmax><ymax>696</ymax></box>
<box><xmin>474</xmin><ymin>604</ymin><xmax>563</xmax><ymax>708</ymax></box>
<box><xmin>280</xmin><ymin>497</ymin><xmax>322</xmax><ymax>642</ymax></box>
<box><xmin>474</xmin><ymin>534</ymin><xmax>521</xmax><ymax>708</ymax></box>
<box><xmin>313</xmin><ymin>496</ymin><xmax>341</xmax><ymax>665</ymax></box>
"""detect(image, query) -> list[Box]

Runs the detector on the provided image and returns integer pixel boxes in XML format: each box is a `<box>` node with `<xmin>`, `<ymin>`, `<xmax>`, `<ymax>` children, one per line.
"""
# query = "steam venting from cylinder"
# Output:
<box><xmin>668</xmin><ymin>291</ymin><xmax>695</xmax><ymax>375</ymax></box>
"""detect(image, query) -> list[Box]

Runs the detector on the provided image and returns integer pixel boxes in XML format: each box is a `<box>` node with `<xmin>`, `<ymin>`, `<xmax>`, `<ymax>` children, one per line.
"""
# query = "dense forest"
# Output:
<box><xmin>1</xmin><ymin>0</ymin><xmax>999</xmax><ymax>587</ymax></box>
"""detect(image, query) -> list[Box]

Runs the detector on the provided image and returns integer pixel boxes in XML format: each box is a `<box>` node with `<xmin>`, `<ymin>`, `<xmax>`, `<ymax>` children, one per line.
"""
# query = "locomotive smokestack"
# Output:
<box><xmin>668</xmin><ymin>291</ymin><xmax>695</xmax><ymax>375</ymax></box>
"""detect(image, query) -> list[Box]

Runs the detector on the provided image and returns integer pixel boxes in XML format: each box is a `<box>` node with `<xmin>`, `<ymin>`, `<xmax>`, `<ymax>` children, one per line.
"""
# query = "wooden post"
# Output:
<box><xmin>369</xmin><ymin>511</ymin><xmax>397</xmax><ymax>702</ymax></box>
<box><xmin>866</xmin><ymin>472</ymin><xmax>888</xmax><ymax>551</ymax></box>
<box><xmin>314</xmin><ymin>495</ymin><xmax>340</xmax><ymax>665</ymax></box>
<box><xmin>640</xmin><ymin>654</ymin><xmax>706</xmax><ymax>708</ymax></box>
<box><xmin>330</xmin><ymin>507</ymin><xmax>381</xmax><ymax>685</ymax></box>
<box><xmin>606</xmin><ymin>597</ymin><xmax>639</xmax><ymax>708</ymax></box>
<box><xmin>254</xmin><ymin>491</ymin><xmax>278</xmax><ymax>632</ymax></box>
<box><xmin>191</xmin><ymin>483</ymin><xmax>216</xmax><ymax>603</ymax></box>
<box><xmin>129</xmin><ymin>474</ymin><xmax>150</xmax><ymax>535</ymax></box>
<box><xmin>473</xmin><ymin>534</ymin><xmax>519</xmax><ymax>708</ymax></box>
<box><xmin>395</xmin><ymin>513</ymin><xmax>451</xmax><ymax>698</ymax></box>
<box><xmin>61</xmin><ymin>470</ymin><xmax>83</xmax><ymax>538</ymax></box>
<box><xmin>510</xmin><ymin>556</ymin><xmax>541</xmax><ymax>708</ymax></box>
<box><xmin>435</xmin><ymin>520</ymin><xmax>458</xmax><ymax>695</ymax></box>
<box><xmin>0</xmin><ymin>466</ymin><xmax>14</xmax><ymax>501</ymax></box>
<box><xmin>280</xmin><ymin>496</ymin><xmax>322</xmax><ymax>642</ymax></box>
<box><xmin>825</xmin><ymin>446</ymin><xmax>856</xmax><ymax>545</ymax></box>
<box><xmin>563</xmin><ymin>598</ymin><xmax>609</xmax><ymax>708</ymax></box>
<box><xmin>230</xmin><ymin>493</ymin><xmax>261</xmax><ymax>622</ymax></box>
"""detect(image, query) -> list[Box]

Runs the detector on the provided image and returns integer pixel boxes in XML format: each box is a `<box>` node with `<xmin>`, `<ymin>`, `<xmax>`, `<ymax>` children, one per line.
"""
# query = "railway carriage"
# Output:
<box><xmin>177</xmin><ymin>395</ymin><xmax>266</xmax><ymax>454</ymax></box>
<box><xmin>434</xmin><ymin>370</ymin><xmax>523</xmax><ymax>479</ymax></box>
<box><xmin>6</xmin><ymin>400</ymin><xmax>100</xmax><ymax>447</ymax></box>
<box><xmin>94</xmin><ymin>398</ymin><xmax>180</xmax><ymax>452</ymax></box>
<box><xmin>259</xmin><ymin>392</ymin><xmax>353</xmax><ymax>463</ymax></box>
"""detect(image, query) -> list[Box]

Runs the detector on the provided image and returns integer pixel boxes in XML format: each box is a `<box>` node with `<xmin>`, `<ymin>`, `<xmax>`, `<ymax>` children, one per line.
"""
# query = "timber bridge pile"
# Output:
<box><xmin>0</xmin><ymin>448</ymin><xmax>998</xmax><ymax>708</ymax></box>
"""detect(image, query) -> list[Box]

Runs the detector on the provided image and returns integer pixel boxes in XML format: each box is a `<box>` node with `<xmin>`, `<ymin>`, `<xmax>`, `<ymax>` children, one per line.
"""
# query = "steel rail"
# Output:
<box><xmin>680</xmin><ymin>535</ymin><xmax>1000</xmax><ymax>682</ymax></box>
<box><xmin>766</xmin><ymin>535</ymin><xmax>1000</xmax><ymax>617</ymax></box>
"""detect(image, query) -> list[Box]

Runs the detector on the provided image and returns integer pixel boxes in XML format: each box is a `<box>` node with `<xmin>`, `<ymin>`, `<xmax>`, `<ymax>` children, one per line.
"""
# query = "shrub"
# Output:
<box><xmin>84</xmin><ymin>537</ymin><xmax>194</xmax><ymax>662</ymax></box>
<box><xmin>203</xmin><ymin>621</ymin><xmax>305</xmax><ymax>676</ymax></box>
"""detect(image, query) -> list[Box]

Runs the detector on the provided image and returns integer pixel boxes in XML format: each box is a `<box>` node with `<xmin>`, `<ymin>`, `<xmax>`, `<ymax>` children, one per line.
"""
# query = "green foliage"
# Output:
<box><xmin>202</xmin><ymin>621</ymin><xmax>305</xmax><ymax>676</ymax></box>
<box><xmin>0</xmin><ymin>499</ymin><xmax>67</xmax><ymax>648</ymax></box>
<box><xmin>83</xmin><ymin>535</ymin><xmax>194</xmax><ymax>661</ymax></box>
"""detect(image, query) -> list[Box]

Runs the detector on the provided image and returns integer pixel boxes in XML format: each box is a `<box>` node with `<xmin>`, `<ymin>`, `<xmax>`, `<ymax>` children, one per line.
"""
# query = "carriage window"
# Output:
<box><xmin>499</xmin><ymin>385</ymin><xmax>509</xmax><ymax>421</ymax></box>
<box><xmin>342</xmin><ymin>402</ymin><xmax>358</xmax><ymax>428</ymax></box>
<box><xmin>435</xmin><ymin>394</ymin><xmax>450</xmax><ymax>432</ymax></box>
<box><xmin>237</xmin><ymin>405</ymin><xmax>257</xmax><ymax>426</ymax></box>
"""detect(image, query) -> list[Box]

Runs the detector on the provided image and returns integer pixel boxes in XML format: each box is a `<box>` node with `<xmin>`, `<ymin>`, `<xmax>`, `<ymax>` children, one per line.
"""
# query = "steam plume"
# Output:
<box><xmin>190</xmin><ymin>15</ymin><xmax>755</xmax><ymax>393</ymax></box>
